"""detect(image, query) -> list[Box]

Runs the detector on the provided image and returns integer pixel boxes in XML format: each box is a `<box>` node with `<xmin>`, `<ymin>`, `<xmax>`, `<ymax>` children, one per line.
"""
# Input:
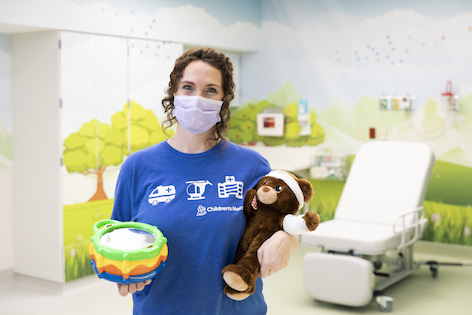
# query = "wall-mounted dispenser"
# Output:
<box><xmin>298</xmin><ymin>98</ymin><xmax>311</xmax><ymax>136</ymax></box>
<box><xmin>441</xmin><ymin>80</ymin><xmax>459</xmax><ymax>111</ymax></box>
<box><xmin>379</xmin><ymin>95</ymin><xmax>415</xmax><ymax>111</ymax></box>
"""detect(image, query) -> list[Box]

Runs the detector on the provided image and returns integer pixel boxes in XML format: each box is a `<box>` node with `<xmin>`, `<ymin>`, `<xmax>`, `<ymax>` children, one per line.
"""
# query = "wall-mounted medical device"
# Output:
<box><xmin>441</xmin><ymin>80</ymin><xmax>459</xmax><ymax>111</ymax></box>
<box><xmin>298</xmin><ymin>98</ymin><xmax>312</xmax><ymax>136</ymax></box>
<box><xmin>379</xmin><ymin>95</ymin><xmax>415</xmax><ymax>111</ymax></box>
<box><xmin>257</xmin><ymin>109</ymin><xmax>285</xmax><ymax>137</ymax></box>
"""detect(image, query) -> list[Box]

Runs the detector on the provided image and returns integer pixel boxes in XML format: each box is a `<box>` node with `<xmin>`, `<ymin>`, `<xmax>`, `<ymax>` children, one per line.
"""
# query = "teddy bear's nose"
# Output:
<box><xmin>262</xmin><ymin>186</ymin><xmax>271</xmax><ymax>192</ymax></box>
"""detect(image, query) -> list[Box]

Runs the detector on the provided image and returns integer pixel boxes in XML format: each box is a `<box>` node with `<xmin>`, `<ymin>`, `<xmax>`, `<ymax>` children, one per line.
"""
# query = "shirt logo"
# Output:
<box><xmin>148</xmin><ymin>175</ymin><xmax>244</xmax><ymax>207</ymax></box>
<box><xmin>148</xmin><ymin>185</ymin><xmax>176</xmax><ymax>206</ymax></box>
<box><xmin>218</xmin><ymin>176</ymin><xmax>244</xmax><ymax>199</ymax></box>
<box><xmin>196</xmin><ymin>205</ymin><xmax>244</xmax><ymax>216</ymax></box>
<box><xmin>186</xmin><ymin>180</ymin><xmax>212</xmax><ymax>200</ymax></box>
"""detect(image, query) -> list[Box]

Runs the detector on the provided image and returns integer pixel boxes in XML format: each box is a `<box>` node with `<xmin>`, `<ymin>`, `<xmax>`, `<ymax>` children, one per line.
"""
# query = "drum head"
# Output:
<box><xmin>100</xmin><ymin>228</ymin><xmax>157</xmax><ymax>251</ymax></box>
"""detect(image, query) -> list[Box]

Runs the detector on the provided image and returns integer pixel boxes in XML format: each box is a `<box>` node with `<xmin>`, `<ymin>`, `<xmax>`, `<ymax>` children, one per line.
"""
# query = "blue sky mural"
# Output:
<box><xmin>263</xmin><ymin>0</ymin><xmax>472</xmax><ymax>25</ymax></box>
<box><xmin>242</xmin><ymin>0</ymin><xmax>472</xmax><ymax>111</ymax></box>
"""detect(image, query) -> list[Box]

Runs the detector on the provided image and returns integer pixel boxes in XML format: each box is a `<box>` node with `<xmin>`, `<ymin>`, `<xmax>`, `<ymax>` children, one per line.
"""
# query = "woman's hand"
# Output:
<box><xmin>257</xmin><ymin>230</ymin><xmax>299</xmax><ymax>278</ymax></box>
<box><xmin>117</xmin><ymin>280</ymin><xmax>152</xmax><ymax>296</ymax></box>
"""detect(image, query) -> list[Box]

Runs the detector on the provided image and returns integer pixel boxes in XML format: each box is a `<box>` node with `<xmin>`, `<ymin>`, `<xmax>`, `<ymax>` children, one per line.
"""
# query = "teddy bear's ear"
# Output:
<box><xmin>298</xmin><ymin>179</ymin><xmax>314</xmax><ymax>202</ymax></box>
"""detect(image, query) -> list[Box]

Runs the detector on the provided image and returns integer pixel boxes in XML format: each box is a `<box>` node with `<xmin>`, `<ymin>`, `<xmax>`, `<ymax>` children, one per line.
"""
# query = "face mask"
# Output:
<box><xmin>173</xmin><ymin>95</ymin><xmax>223</xmax><ymax>135</ymax></box>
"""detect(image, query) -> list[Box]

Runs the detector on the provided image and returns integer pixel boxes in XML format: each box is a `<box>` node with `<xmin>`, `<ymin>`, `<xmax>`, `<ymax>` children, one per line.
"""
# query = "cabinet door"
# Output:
<box><xmin>61</xmin><ymin>32</ymin><xmax>128</xmax><ymax>205</ymax></box>
<box><xmin>61</xmin><ymin>32</ymin><xmax>128</xmax><ymax>281</ymax></box>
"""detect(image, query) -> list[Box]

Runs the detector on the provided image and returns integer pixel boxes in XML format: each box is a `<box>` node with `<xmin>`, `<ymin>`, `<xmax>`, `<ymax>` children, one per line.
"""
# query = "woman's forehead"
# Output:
<box><xmin>181</xmin><ymin>60</ymin><xmax>222</xmax><ymax>85</ymax></box>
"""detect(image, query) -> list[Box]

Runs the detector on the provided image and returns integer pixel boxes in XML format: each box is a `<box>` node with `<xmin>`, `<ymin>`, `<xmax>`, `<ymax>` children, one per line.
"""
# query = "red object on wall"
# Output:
<box><xmin>369</xmin><ymin>128</ymin><xmax>376</xmax><ymax>139</ymax></box>
<box><xmin>441</xmin><ymin>80</ymin><xmax>453</xmax><ymax>97</ymax></box>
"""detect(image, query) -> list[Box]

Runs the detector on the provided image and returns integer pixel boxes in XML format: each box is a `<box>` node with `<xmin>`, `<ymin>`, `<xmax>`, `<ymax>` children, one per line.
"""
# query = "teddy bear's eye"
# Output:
<box><xmin>275</xmin><ymin>186</ymin><xmax>283</xmax><ymax>193</ymax></box>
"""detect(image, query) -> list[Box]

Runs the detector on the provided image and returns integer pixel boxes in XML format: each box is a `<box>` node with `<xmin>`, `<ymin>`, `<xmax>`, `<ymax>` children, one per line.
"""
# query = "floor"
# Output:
<box><xmin>1</xmin><ymin>241</ymin><xmax>471</xmax><ymax>315</ymax></box>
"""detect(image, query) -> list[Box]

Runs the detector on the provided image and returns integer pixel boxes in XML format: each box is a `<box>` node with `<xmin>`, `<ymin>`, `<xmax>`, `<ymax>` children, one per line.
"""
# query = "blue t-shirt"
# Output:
<box><xmin>111</xmin><ymin>140</ymin><xmax>271</xmax><ymax>315</ymax></box>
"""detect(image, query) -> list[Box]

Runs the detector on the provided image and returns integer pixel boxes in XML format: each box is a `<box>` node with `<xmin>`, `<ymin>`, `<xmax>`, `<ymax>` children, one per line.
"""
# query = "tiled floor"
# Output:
<box><xmin>1</xmin><ymin>241</ymin><xmax>471</xmax><ymax>315</ymax></box>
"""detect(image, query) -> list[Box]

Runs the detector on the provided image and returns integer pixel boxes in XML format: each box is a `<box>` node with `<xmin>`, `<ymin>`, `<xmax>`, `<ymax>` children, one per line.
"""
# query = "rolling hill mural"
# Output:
<box><xmin>229</xmin><ymin>80</ymin><xmax>472</xmax><ymax>246</ymax></box>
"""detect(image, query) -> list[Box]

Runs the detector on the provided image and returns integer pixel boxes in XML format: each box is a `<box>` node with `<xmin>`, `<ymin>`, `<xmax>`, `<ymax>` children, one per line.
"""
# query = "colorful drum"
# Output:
<box><xmin>90</xmin><ymin>219</ymin><xmax>168</xmax><ymax>284</ymax></box>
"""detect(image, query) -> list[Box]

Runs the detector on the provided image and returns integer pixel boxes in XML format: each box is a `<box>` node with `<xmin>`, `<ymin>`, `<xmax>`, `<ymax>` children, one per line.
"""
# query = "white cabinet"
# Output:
<box><xmin>12</xmin><ymin>31</ymin><xmax>63</xmax><ymax>283</ymax></box>
<box><xmin>12</xmin><ymin>31</ymin><xmax>182</xmax><ymax>283</ymax></box>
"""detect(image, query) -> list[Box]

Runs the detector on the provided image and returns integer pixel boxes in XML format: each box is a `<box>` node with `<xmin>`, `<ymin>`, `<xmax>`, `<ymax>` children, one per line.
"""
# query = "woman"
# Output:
<box><xmin>111</xmin><ymin>47</ymin><xmax>298</xmax><ymax>315</ymax></box>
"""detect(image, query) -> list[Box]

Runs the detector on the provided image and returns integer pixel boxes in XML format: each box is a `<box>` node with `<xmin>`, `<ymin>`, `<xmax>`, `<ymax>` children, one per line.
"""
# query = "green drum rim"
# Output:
<box><xmin>91</xmin><ymin>219</ymin><xmax>167</xmax><ymax>262</ymax></box>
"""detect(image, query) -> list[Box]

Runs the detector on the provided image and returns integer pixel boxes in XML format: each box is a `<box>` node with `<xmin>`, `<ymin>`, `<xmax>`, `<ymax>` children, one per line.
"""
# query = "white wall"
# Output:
<box><xmin>0</xmin><ymin>33</ymin><xmax>13</xmax><ymax>273</ymax></box>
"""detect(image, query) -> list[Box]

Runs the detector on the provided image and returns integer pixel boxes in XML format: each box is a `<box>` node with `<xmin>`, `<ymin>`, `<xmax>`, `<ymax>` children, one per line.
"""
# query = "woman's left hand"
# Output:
<box><xmin>257</xmin><ymin>230</ymin><xmax>299</xmax><ymax>278</ymax></box>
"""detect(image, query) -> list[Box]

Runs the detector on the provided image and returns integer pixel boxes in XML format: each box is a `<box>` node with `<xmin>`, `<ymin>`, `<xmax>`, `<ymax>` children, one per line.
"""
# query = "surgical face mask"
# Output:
<box><xmin>173</xmin><ymin>95</ymin><xmax>223</xmax><ymax>135</ymax></box>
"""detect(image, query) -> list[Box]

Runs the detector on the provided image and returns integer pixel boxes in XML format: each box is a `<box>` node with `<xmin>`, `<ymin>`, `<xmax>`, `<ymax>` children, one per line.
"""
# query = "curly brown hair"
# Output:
<box><xmin>161</xmin><ymin>47</ymin><xmax>235</xmax><ymax>141</ymax></box>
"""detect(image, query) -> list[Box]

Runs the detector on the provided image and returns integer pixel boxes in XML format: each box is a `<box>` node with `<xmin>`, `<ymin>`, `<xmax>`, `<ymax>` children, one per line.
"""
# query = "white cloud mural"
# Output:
<box><xmin>242</xmin><ymin>9</ymin><xmax>472</xmax><ymax>110</ymax></box>
<box><xmin>0</xmin><ymin>0</ymin><xmax>260</xmax><ymax>51</ymax></box>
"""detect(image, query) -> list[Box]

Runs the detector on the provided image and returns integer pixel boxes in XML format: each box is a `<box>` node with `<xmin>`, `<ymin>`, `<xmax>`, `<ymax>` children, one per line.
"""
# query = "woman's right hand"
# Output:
<box><xmin>117</xmin><ymin>280</ymin><xmax>152</xmax><ymax>296</ymax></box>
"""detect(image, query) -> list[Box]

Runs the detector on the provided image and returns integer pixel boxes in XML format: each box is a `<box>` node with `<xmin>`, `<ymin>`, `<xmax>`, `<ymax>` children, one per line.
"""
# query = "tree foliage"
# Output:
<box><xmin>63</xmin><ymin>101</ymin><xmax>174</xmax><ymax>201</ymax></box>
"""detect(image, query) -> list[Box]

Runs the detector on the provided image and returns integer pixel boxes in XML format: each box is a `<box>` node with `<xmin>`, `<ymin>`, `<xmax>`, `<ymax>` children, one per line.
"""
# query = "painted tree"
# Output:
<box><xmin>63</xmin><ymin>101</ymin><xmax>173</xmax><ymax>201</ymax></box>
<box><xmin>111</xmin><ymin>101</ymin><xmax>173</xmax><ymax>154</ymax></box>
<box><xmin>63</xmin><ymin>120</ymin><xmax>123</xmax><ymax>201</ymax></box>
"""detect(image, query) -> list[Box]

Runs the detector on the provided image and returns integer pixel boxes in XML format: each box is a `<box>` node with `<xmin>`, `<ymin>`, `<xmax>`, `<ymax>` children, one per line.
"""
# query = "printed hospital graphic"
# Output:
<box><xmin>218</xmin><ymin>176</ymin><xmax>244</xmax><ymax>199</ymax></box>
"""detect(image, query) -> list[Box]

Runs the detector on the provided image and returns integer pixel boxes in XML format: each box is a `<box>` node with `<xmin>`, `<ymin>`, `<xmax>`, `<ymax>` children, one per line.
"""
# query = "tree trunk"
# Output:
<box><xmin>88</xmin><ymin>166</ymin><xmax>108</xmax><ymax>201</ymax></box>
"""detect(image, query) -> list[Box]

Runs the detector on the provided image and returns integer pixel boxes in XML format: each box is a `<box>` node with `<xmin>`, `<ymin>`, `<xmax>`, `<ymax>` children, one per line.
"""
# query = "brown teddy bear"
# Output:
<box><xmin>222</xmin><ymin>170</ymin><xmax>320</xmax><ymax>300</ymax></box>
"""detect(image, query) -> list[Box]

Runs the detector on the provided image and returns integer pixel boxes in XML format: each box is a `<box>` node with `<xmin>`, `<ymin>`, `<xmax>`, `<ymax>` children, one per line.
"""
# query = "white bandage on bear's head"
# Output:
<box><xmin>266</xmin><ymin>170</ymin><xmax>304</xmax><ymax>210</ymax></box>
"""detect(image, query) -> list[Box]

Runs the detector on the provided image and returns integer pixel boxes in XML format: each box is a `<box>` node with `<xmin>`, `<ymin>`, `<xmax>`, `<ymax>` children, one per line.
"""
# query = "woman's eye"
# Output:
<box><xmin>205</xmin><ymin>87</ymin><xmax>217</xmax><ymax>94</ymax></box>
<box><xmin>183</xmin><ymin>85</ymin><xmax>193</xmax><ymax>91</ymax></box>
<box><xmin>275</xmin><ymin>186</ymin><xmax>283</xmax><ymax>192</ymax></box>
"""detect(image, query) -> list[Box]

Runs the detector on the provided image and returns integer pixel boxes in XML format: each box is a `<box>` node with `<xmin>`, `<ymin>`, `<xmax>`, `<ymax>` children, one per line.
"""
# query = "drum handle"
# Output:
<box><xmin>93</xmin><ymin>219</ymin><xmax>118</xmax><ymax>235</ymax></box>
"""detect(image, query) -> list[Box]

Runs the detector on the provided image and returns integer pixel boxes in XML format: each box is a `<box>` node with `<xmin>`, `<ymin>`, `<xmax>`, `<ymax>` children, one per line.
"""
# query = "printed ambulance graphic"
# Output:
<box><xmin>148</xmin><ymin>185</ymin><xmax>176</xmax><ymax>206</ymax></box>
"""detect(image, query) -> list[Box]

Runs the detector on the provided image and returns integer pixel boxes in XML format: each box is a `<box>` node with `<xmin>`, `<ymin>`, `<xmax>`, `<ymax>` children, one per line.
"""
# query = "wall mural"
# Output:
<box><xmin>235</xmin><ymin>0</ymin><xmax>472</xmax><ymax>248</ymax></box>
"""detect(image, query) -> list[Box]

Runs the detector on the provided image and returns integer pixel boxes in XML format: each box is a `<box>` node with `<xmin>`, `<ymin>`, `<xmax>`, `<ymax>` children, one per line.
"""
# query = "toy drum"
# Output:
<box><xmin>90</xmin><ymin>219</ymin><xmax>168</xmax><ymax>284</ymax></box>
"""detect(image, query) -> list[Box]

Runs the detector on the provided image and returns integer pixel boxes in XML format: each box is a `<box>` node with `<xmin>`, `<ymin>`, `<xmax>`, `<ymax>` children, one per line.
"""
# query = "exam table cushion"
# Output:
<box><xmin>301</xmin><ymin>220</ymin><xmax>410</xmax><ymax>255</ymax></box>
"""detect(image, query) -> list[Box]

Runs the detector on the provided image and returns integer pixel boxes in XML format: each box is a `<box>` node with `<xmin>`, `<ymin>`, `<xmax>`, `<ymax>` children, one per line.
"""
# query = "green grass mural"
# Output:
<box><xmin>423</xmin><ymin>201</ymin><xmax>472</xmax><ymax>245</ymax></box>
<box><xmin>63</xmin><ymin>199</ymin><xmax>114</xmax><ymax>281</ymax></box>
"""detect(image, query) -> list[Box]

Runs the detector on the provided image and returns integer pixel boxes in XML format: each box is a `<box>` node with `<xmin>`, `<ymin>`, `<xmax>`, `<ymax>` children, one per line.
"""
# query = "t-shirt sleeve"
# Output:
<box><xmin>244</xmin><ymin>147</ymin><xmax>272</xmax><ymax>190</ymax></box>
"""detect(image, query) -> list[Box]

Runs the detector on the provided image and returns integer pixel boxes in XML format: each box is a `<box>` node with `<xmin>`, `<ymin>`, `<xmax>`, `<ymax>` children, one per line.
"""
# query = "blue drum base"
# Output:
<box><xmin>91</xmin><ymin>259</ymin><xmax>166</xmax><ymax>284</ymax></box>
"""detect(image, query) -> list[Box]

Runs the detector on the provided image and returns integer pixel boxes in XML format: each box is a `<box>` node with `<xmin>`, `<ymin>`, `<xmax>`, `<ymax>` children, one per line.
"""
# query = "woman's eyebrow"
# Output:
<box><xmin>207</xmin><ymin>83</ymin><xmax>222</xmax><ymax>88</ymax></box>
<box><xmin>179</xmin><ymin>80</ymin><xmax>194</xmax><ymax>85</ymax></box>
